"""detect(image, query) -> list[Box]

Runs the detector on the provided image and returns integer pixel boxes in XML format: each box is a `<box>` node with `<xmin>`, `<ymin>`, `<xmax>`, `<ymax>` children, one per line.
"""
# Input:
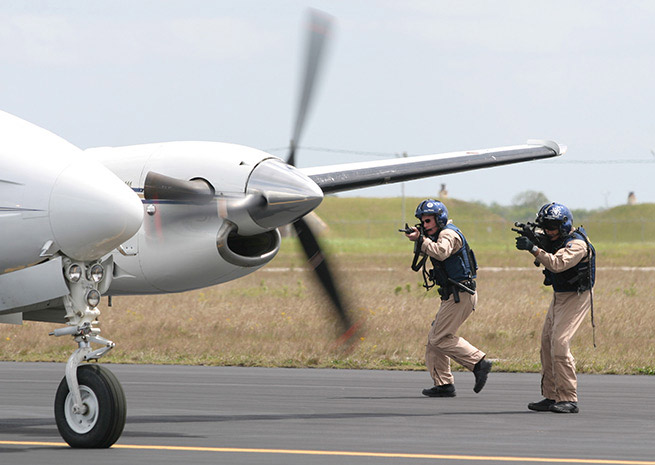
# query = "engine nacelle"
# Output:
<box><xmin>86</xmin><ymin>141</ymin><xmax>315</xmax><ymax>294</ymax></box>
<box><xmin>107</xmin><ymin>205</ymin><xmax>280</xmax><ymax>295</ymax></box>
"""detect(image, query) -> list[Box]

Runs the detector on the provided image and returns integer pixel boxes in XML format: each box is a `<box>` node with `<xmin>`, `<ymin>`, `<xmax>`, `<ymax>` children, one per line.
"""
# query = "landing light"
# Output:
<box><xmin>87</xmin><ymin>263</ymin><xmax>105</xmax><ymax>283</ymax></box>
<box><xmin>86</xmin><ymin>289</ymin><xmax>101</xmax><ymax>308</ymax></box>
<box><xmin>66</xmin><ymin>264</ymin><xmax>82</xmax><ymax>283</ymax></box>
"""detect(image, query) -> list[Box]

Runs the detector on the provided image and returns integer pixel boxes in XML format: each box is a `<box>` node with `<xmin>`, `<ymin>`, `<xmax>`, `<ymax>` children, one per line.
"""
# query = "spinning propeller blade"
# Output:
<box><xmin>287</xmin><ymin>10</ymin><xmax>360</xmax><ymax>345</ymax></box>
<box><xmin>288</xmin><ymin>9</ymin><xmax>332</xmax><ymax>167</ymax></box>
<box><xmin>292</xmin><ymin>217</ymin><xmax>353</xmax><ymax>333</ymax></box>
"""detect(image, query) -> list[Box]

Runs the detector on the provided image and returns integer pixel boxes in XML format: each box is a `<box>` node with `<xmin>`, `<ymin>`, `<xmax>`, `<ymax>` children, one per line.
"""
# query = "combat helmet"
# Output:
<box><xmin>536</xmin><ymin>202</ymin><xmax>573</xmax><ymax>236</ymax></box>
<box><xmin>415</xmin><ymin>199</ymin><xmax>448</xmax><ymax>228</ymax></box>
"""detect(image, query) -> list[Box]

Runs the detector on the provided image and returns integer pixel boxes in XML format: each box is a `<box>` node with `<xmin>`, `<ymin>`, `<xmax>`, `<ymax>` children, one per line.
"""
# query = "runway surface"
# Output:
<box><xmin>0</xmin><ymin>362</ymin><xmax>653</xmax><ymax>464</ymax></box>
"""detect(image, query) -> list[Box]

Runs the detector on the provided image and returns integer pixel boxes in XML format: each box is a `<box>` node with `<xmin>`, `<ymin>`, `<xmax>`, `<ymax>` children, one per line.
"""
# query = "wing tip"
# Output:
<box><xmin>527</xmin><ymin>139</ymin><xmax>566</xmax><ymax>156</ymax></box>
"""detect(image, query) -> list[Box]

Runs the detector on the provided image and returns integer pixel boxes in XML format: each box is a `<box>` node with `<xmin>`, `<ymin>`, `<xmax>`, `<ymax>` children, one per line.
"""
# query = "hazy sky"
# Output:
<box><xmin>2</xmin><ymin>1</ymin><xmax>654</xmax><ymax>210</ymax></box>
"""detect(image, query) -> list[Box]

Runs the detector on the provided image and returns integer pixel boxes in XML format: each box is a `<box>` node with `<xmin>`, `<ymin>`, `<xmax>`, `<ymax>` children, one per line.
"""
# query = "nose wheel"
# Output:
<box><xmin>54</xmin><ymin>364</ymin><xmax>126</xmax><ymax>448</ymax></box>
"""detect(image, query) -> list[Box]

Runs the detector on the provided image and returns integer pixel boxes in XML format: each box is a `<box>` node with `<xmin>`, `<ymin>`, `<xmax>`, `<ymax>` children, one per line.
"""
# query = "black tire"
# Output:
<box><xmin>54</xmin><ymin>364</ymin><xmax>126</xmax><ymax>448</ymax></box>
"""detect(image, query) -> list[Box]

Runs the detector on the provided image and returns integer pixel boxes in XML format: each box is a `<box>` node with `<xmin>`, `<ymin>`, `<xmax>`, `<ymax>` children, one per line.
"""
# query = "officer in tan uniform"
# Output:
<box><xmin>515</xmin><ymin>202</ymin><xmax>595</xmax><ymax>413</ymax></box>
<box><xmin>406</xmin><ymin>199</ymin><xmax>492</xmax><ymax>397</ymax></box>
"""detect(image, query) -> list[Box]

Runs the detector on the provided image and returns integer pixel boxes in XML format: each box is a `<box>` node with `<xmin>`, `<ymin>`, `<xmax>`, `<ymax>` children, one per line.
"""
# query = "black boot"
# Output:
<box><xmin>549</xmin><ymin>401</ymin><xmax>579</xmax><ymax>413</ymax></box>
<box><xmin>527</xmin><ymin>398</ymin><xmax>555</xmax><ymax>411</ymax></box>
<box><xmin>422</xmin><ymin>384</ymin><xmax>456</xmax><ymax>397</ymax></box>
<box><xmin>473</xmin><ymin>358</ymin><xmax>492</xmax><ymax>393</ymax></box>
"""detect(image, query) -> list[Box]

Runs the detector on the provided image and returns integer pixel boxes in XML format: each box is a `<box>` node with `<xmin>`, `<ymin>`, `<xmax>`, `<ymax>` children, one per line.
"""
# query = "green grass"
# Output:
<box><xmin>329</xmin><ymin>197</ymin><xmax>653</xmax><ymax>238</ymax></box>
<box><xmin>310</xmin><ymin>197</ymin><xmax>655</xmax><ymax>261</ymax></box>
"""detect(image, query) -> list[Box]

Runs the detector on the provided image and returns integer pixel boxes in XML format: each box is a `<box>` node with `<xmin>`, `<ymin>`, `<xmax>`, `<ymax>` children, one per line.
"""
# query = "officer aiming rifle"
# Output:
<box><xmin>401</xmin><ymin>199</ymin><xmax>492</xmax><ymax>399</ymax></box>
<box><xmin>514</xmin><ymin>202</ymin><xmax>596</xmax><ymax>414</ymax></box>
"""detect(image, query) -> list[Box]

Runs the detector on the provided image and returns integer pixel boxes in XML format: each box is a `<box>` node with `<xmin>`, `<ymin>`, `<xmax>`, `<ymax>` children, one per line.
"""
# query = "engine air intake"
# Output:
<box><xmin>216</xmin><ymin>221</ymin><xmax>280</xmax><ymax>268</ymax></box>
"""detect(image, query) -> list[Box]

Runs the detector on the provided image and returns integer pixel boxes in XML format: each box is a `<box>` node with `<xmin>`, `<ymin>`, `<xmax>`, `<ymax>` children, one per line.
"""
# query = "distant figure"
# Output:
<box><xmin>628</xmin><ymin>192</ymin><xmax>637</xmax><ymax>205</ymax></box>
<box><xmin>439</xmin><ymin>183</ymin><xmax>448</xmax><ymax>198</ymax></box>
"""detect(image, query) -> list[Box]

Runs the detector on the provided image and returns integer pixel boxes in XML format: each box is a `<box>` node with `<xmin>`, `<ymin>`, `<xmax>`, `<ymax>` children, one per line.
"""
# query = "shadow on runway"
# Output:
<box><xmin>0</xmin><ymin>411</ymin><xmax>440</xmax><ymax>441</ymax></box>
<box><xmin>0</xmin><ymin>418</ymin><xmax>59</xmax><ymax>438</ymax></box>
<box><xmin>122</xmin><ymin>412</ymin><xmax>442</xmax><ymax>440</ymax></box>
<box><xmin>125</xmin><ymin>411</ymin><xmax>438</xmax><ymax>424</ymax></box>
<box><xmin>332</xmin><ymin>396</ymin><xmax>425</xmax><ymax>400</ymax></box>
<box><xmin>438</xmin><ymin>410</ymin><xmax>531</xmax><ymax>415</ymax></box>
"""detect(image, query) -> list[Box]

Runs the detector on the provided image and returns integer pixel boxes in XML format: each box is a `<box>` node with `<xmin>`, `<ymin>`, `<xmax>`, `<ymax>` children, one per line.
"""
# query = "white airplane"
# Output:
<box><xmin>0</xmin><ymin>11</ymin><xmax>565</xmax><ymax>448</ymax></box>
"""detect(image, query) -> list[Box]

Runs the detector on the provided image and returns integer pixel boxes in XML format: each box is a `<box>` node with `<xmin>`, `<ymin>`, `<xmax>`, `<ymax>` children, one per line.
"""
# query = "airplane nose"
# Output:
<box><xmin>49</xmin><ymin>159</ymin><xmax>144</xmax><ymax>261</ymax></box>
<box><xmin>246</xmin><ymin>159</ymin><xmax>324</xmax><ymax>229</ymax></box>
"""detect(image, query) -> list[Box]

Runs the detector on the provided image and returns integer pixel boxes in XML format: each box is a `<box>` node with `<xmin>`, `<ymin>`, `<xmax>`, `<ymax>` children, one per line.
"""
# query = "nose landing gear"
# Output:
<box><xmin>51</xmin><ymin>257</ymin><xmax>126</xmax><ymax>448</ymax></box>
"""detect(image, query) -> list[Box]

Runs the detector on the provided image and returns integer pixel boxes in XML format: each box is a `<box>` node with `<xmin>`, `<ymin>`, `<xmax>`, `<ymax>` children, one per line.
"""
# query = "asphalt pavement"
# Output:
<box><xmin>0</xmin><ymin>362</ymin><xmax>654</xmax><ymax>465</ymax></box>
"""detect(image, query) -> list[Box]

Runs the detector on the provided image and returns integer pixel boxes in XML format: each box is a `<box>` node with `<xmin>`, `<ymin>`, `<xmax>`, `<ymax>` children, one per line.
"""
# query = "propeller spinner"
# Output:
<box><xmin>246</xmin><ymin>159</ymin><xmax>323</xmax><ymax>229</ymax></box>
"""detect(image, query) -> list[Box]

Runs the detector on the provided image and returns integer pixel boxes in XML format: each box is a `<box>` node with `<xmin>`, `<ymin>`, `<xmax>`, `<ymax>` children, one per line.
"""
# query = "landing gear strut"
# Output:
<box><xmin>51</xmin><ymin>257</ymin><xmax>126</xmax><ymax>448</ymax></box>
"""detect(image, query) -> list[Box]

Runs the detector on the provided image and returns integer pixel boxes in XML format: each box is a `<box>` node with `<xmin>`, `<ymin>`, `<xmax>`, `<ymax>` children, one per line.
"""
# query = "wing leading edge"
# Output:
<box><xmin>301</xmin><ymin>140</ymin><xmax>565</xmax><ymax>194</ymax></box>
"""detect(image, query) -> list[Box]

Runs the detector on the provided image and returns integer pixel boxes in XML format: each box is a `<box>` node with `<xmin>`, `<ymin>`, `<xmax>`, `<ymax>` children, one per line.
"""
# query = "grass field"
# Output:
<box><xmin>1</xmin><ymin>198</ymin><xmax>654</xmax><ymax>375</ymax></box>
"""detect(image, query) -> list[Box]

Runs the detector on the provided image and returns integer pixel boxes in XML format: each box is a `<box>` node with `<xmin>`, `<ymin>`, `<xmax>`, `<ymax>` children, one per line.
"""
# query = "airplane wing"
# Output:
<box><xmin>301</xmin><ymin>140</ymin><xmax>564</xmax><ymax>194</ymax></box>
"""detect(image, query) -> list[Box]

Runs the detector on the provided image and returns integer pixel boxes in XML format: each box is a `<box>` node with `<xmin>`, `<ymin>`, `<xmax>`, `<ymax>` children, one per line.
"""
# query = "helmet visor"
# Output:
<box><xmin>542</xmin><ymin>219</ymin><xmax>561</xmax><ymax>231</ymax></box>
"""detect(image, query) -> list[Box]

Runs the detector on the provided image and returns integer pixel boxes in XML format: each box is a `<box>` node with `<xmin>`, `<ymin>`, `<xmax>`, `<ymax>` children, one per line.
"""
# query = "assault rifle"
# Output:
<box><xmin>511</xmin><ymin>221</ymin><xmax>543</xmax><ymax>245</ymax></box>
<box><xmin>398</xmin><ymin>223</ymin><xmax>423</xmax><ymax>235</ymax></box>
<box><xmin>398</xmin><ymin>223</ymin><xmax>427</xmax><ymax>272</ymax></box>
<box><xmin>512</xmin><ymin>221</ymin><xmax>547</xmax><ymax>267</ymax></box>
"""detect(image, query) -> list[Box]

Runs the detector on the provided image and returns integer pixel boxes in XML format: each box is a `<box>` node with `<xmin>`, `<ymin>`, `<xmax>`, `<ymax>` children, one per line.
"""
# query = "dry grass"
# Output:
<box><xmin>1</xmin><ymin>248</ymin><xmax>654</xmax><ymax>375</ymax></box>
<box><xmin>4</xmin><ymin>198</ymin><xmax>653</xmax><ymax>373</ymax></box>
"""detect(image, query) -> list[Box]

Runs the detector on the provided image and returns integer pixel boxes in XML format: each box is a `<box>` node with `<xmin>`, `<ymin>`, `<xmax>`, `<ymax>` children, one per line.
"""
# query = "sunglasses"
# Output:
<box><xmin>421</xmin><ymin>217</ymin><xmax>434</xmax><ymax>225</ymax></box>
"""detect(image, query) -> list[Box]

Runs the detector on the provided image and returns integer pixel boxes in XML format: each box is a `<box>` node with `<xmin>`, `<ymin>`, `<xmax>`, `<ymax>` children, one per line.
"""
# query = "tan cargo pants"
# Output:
<box><xmin>425</xmin><ymin>292</ymin><xmax>485</xmax><ymax>386</ymax></box>
<box><xmin>540</xmin><ymin>290</ymin><xmax>591</xmax><ymax>402</ymax></box>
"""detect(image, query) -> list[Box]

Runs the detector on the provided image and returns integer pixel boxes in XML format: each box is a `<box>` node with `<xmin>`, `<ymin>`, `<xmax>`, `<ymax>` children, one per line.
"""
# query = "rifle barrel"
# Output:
<box><xmin>447</xmin><ymin>278</ymin><xmax>475</xmax><ymax>295</ymax></box>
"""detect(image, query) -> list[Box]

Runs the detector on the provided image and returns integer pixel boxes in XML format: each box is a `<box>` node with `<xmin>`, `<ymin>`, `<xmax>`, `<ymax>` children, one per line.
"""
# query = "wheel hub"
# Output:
<box><xmin>64</xmin><ymin>385</ymin><xmax>98</xmax><ymax>434</ymax></box>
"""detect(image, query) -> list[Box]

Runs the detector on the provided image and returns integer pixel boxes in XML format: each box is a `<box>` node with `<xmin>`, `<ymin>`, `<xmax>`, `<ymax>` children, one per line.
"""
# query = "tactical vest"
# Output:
<box><xmin>543</xmin><ymin>228</ymin><xmax>596</xmax><ymax>293</ymax></box>
<box><xmin>428</xmin><ymin>223</ymin><xmax>477</xmax><ymax>285</ymax></box>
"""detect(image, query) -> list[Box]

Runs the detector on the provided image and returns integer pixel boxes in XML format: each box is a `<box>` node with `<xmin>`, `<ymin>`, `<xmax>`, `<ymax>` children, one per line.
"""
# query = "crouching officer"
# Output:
<box><xmin>405</xmin><ymin>199</ymin><xmax>492</xmax><ymax>397</ymax></box>
<box><xmin>515</xmin><ymin>202</ymin><xmax>595</xmax><ymax>414</ymax></box>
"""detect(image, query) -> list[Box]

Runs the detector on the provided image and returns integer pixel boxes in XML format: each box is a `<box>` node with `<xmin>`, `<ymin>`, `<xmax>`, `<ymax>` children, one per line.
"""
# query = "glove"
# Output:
<box><xmin>515</xmin><ymin>236</ymin><xmax>535</xmax><ymax>251</ymax></box>
<box><xmin>406</xmin><ymin>227</ymin><xmax>420</xmax><ymax>241</ymax></box>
